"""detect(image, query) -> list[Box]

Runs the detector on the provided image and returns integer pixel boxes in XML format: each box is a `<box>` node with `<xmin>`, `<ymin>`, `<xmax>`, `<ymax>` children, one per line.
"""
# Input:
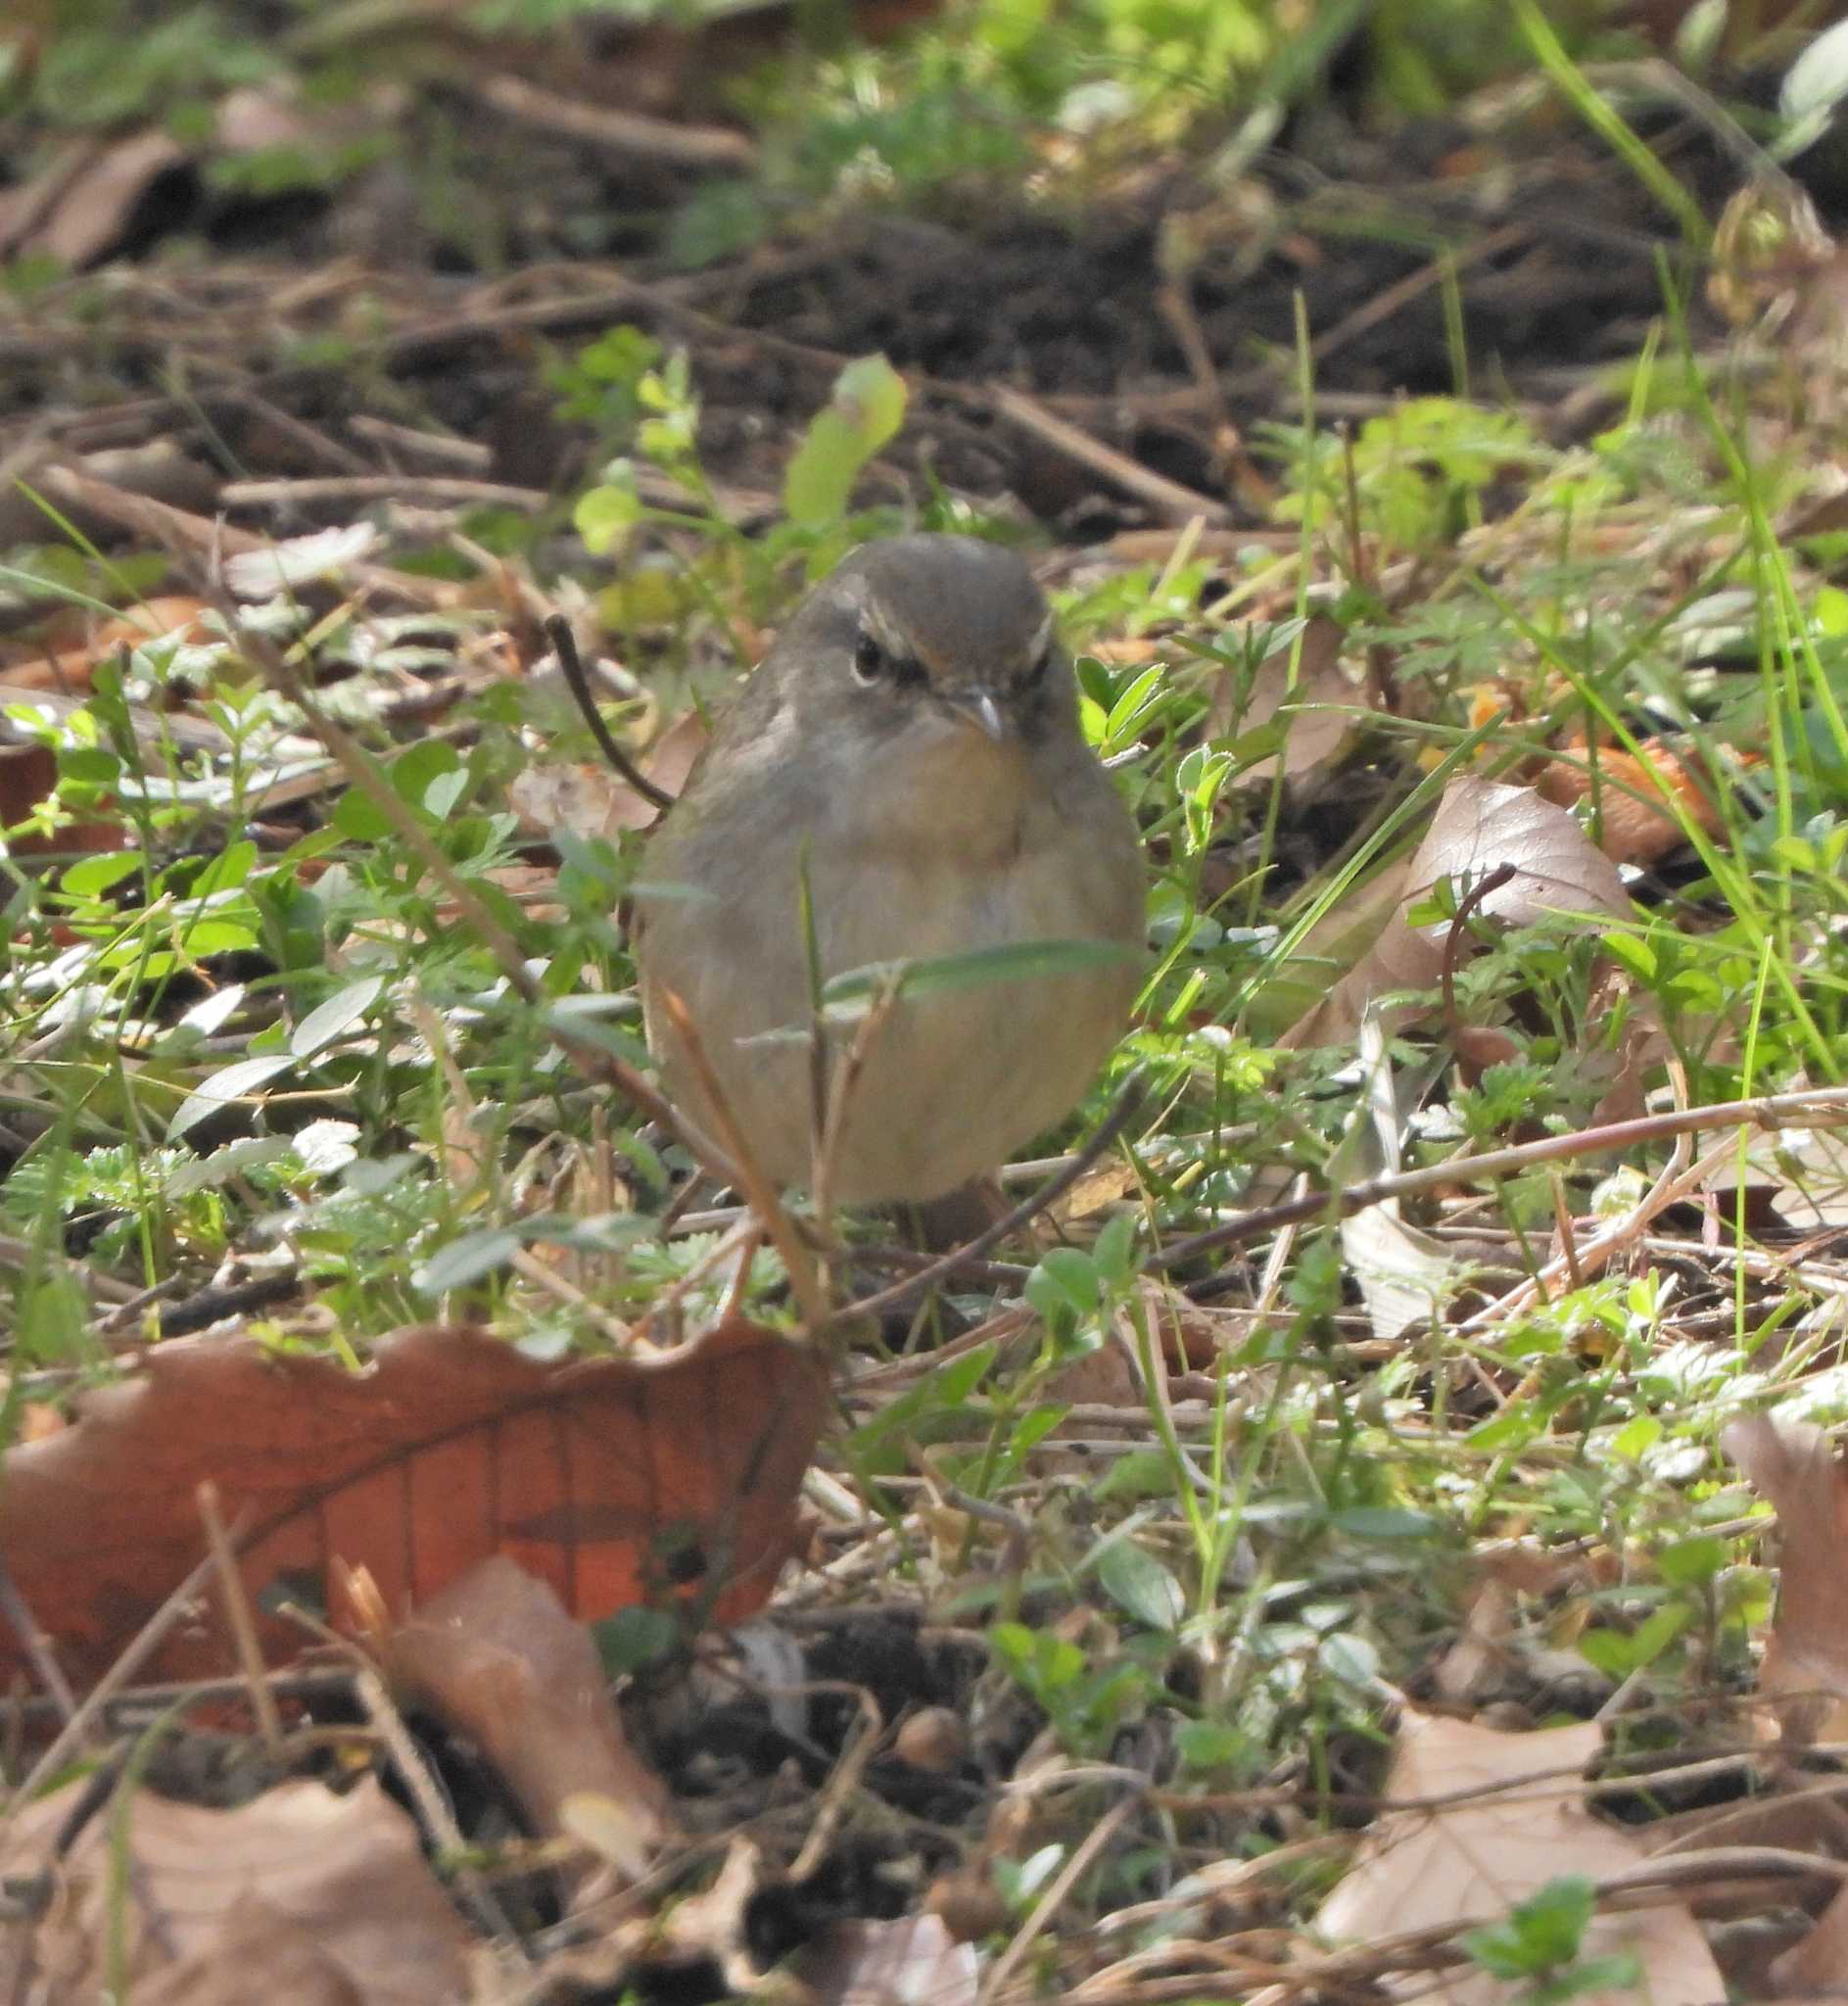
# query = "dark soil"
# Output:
<box><xmin>2</xmin><ymin>72</ymin><xmax>1815</xmax><ymax>548</ymax></box>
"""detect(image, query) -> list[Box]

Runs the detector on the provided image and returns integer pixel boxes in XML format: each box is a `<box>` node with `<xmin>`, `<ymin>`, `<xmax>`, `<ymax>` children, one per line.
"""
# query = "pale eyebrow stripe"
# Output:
<box><xmin>862</xmin><ymin>597</ymin><xmax>911</xmax><ymax>660</ymax></box>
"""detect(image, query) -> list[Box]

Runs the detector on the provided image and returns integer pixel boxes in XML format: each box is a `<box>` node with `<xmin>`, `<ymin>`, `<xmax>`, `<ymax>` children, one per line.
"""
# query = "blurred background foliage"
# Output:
<box><xmin>7</xmin><ymin>0</ymin><xmax>1818</xmax><ymax>255</ymax></box>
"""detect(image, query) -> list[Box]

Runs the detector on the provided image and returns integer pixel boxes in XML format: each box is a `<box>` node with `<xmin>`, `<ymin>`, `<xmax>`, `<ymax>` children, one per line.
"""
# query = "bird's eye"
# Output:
<box><xmin>852</xmin><ymin>633</ymin><xmax>886</xmax><ymax>685</ymax></box>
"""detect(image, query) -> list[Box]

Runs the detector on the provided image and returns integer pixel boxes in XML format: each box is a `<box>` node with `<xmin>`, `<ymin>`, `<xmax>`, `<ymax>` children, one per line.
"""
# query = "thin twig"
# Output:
<box><xmin>352</xmin><ymin>1662</ymin><xmax>528</xmax><ymax>1948</ymax></box>
<box><xmin>0</xmin><ymin>1561</ymin><xmax>77</xmax><ymax>1734</ymax></box>
<box><xmin>961</xmin><ymin>383</ymin><xmax>1231</xmax><ymax>526</ymax></box>
<box><xmin>545</xmin><ymin>611</ymin><xmax>677</xmax><ymax>812</ymax></box>
<box><xmin>509</xmin><ymin>1247</ymin><xmax>635</xmax><ymax>1347</ymax></box>
<box><xmin>195</xmin><ymin>1482</ymin><xmax>283</xmax><ymax>1758</ymax></box>
<box><xmin>1153</xmin><ymin>1083</ymin><xmax>1848</xmax><ymax>1283</ymax></box>
<box><xmin>470</xmin><ymin>72</ymin><xmax>757</xmax><ymax>170</ymax></box>
<box><xmin>981</xmin><ymin>1793</ymin><xmax>1139</xmax><ymax>2004</ymax></box>
<box><xmin>786</xmin><ymin>1688</ymin><xmax>881</xmax><ymax>1884</ymax></box>
<box><xmin>4</xmin><ymin>1550</ymin><xmax>220</xmax><ymax>1818</ymax></box>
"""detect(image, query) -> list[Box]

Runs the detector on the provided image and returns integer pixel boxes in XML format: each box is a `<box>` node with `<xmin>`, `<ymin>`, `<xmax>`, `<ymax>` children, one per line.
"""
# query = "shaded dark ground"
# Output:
<box><xmin>1</xmin><ymin>40</ymin><xmax>1816</xmax><ymax>552</ymax></box>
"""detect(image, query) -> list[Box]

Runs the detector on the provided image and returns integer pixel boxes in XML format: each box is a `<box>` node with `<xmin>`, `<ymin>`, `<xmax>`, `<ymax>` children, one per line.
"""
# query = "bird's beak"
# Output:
<box><xmin>949</xmin><ymin>689</ymin><xmax>1010</xmax><ymax>741</ymax></box>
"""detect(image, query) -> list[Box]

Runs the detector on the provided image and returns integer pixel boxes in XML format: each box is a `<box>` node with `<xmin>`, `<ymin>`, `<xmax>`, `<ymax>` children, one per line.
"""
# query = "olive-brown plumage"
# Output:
<box><xmin>632</xmin><ymin>534</ymin><xmax>1143</xmax><ymax>1204</ymax></box>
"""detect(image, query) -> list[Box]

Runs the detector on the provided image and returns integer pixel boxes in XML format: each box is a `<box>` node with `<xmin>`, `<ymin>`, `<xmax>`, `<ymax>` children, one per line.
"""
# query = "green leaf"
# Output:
<box><xmin>58</xmin><ymin>745</ymin><xmax>121</xmax><ymax>787</ymax></box>
<box><xmin>166</xmin><ymin>1054</ymin><xmax>295</xmax><ymax>1142</ymax></box>
<box><xmin>575</xmin><ymin>477</ymin><xmax>642</xmax><ymax>555</ymax></box>
<box><xmin>392</xmin><ymin>740</ymin><xmax>461</xmax><ymax>807</ymax></box>
<box><xmin>178</xmin><ymin>920</ymin><xmax>260</xmax><ymax>956</ymax></box>
<box><xmin>1091</xmin><ymin>1213</ymin><xmax>1138</xmax><ymax>1287</ymax></box>
<box><xmin>292</xmin><ymin>975</ymin><xmax>386</xmax><ymax>1059</ymax></box>
<box><xmin>187</xmin><ymin>840</ymin><xmax>256</xmax><ymax>897</ymax></box>
<box><xmin>1025</xmin><ymin>1246</ymin><xmax>1100</xmax><ymax>1323</ymax></box>
<box><xmin>1600</xmin><ymin>931</ymin><xmax>1656</xmax><ymax>980</ymax></box>
<box><xmin>423</xmin><ymin>768</ymin><xmax>469</xmax><ymax>821</ymax></box>
<box><xmin>819</xmin><ymin>937</ymin><xmax>1139</xmax><ymax>1015</ymax></box>
<box><xmin>1658</xmin><ymin>1535</ymin><xmax>1727</xmax><ymax>1588</ymax></box>
<box><xmin>1462</xmin><ymin>1876</ymin><xmax>1596</xmax><ymax>1979</ymax></box>
<box><xmin>414</xmin><ymin>1226</ymin><xmax>523</xmax><ymax>1295</ymax></box>
<box><xmin>846</xmin><ymin>1342</ymin><xmax>996</xmax><ymax>1455</ymax></box>
<box><xmin>592</xmin><ymin>1605</ymin><xmax>681</xmax><ymax>1678</ymax></box>
<box><xmin>1173</xmin><ymin>1720</ymin><xmax>1250</xmax><ymax>1772</ymax></box>
<box><xmin>1093</xmin><ymin>1449</ymin><xmax>1178</xmax><ymax>1501</ymax></box>
<box><xmin>782</xmin><ymin>355</ymin><xmax>908</xmax><ymax>527</ymax></box>
<box><xmin>332</xmin><ymin>787</ymin><xmax>390</xmax><ymax>841</ymax></box>
<box><xmin>1097</xmin><ymin>1538</ymin><xmax>1185</xmax><ymax>1632</ymax></box>
<box><xmin>61</xmin><ymin>852</ymin><xmax>142</xmax><ymax>899</ymax></box>
<box><xmin>1328</xmin><ymin>1506</ymin><xmax>1440</xmax><ymax>1539</ymax></box>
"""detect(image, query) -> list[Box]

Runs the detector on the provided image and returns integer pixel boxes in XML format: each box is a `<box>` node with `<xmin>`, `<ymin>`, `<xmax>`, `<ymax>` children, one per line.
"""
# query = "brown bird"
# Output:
<box><xmin>632</xmin><ymin>534</ymin><xmax>1144</xmax><ymax>1205</ymax></box>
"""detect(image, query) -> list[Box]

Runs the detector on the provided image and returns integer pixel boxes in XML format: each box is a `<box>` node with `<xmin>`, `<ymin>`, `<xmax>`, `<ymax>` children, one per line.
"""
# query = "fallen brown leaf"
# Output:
<box><xmin>1212</xmin><ymin>614</ymin><xmax>1366</xmax><ymax>788</ymax></box>
<box><xmin>510</xmin><ymin>708</ymin><xmax>709</xmax><ymax>838</ymax></box>
<box><xmin>387</xmin><ymin>1555</ymin><xmax>669</xmax><ymax>1874</ymax></box>
<box><xmin>1721</xmin><ymin>1412</ymin><xmax>1848</xmax><ymax>1743</ymax></box>
<box><xmin>11</xmin><ymin>129</ymin><xmax>185</xmax><ymax>267</ymax></box>
<box><xmin>1</xmin><ymin>1319</ymin><xmax>827</xmax><ymax>1693</ymax></box>
<box><xmin>1283</xmin><ymin>776</ymin><xmax>1631</xmax><ymax>1048</ymax></box>
<box><xmin>2</xmin><ymin>595</ymin><xmax>214</xmax><ymax>690</ymax></box>
<box><xmin>1536</xmin><ymin>739</ymin><xmax>1727</xmax><ymax>867</ymax></box>
<box><xmin>1774</xmin><ymin>1874</ymin><xmax>1848</xmax><ymax>1995</ymax></box>
<box><xmin>1316</xmin><ymin>1710</ymin><xmax>1723</xmax><ymax>2006</ymax></box>
<box><xmin>0</xmin><ymin>1775</ymin><xmax>472</xmax><ymax>2004</ymax></box>
<box><xmin>792</xmin><ymin>1913</ymin><xmax>981</xmax><ymax>2005</ymax></box>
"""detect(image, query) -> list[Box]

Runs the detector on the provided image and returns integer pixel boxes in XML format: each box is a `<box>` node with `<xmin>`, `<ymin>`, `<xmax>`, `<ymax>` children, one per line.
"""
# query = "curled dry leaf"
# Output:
<box><xmin>1721</xmin><ymin>1411</ymin><xmax>1848</xmax><ymax>1743</ymax></box>
<box><xmin>1433</xmin><ymin>1579</ymin><xmax>1516</xmax><ymax>1705</ymax></box>
<box><xmin>1340</xmin><ymin>1202</ymin><xmax>1462</xmax><ymax>1342</ymax></box>
<box><xmin>1283</xmin><ymin>776</ymin><xmax>1631</xmax><ymax>1049</ymax></box>
<box><xmin>1</xmin><ymin>595</ymin><xmax>214</xmax><ymax>691</ymax></box>
<box><xmin>387</xmin><ymin>1554</ymin><xmax>669</xmax><ymax>1874</ymax></box>
<box><xmin>1536</xmin><ymin>739</ymin><xmax>1727</xmax><ymax>867</ymax></box>
<box><xmin>0</xmin><ymin>1318</ymin><xmax>827</xmax><ymax>1693</ymax></box>
<box><xmin>0</xmin><ymin>1775</ymin><xmax>471</xmax><ymax>2005</ymax></box>
<box><xmin>1773</xmin><ymin>1870</ymin><xmax>1848</xmax><ymax>1996</ymax></box>
<box><xmin>222</xmin><ymin>521</ymin><xmax>380</xmax><ymax>599</ymax></box>
<box><xmin>11</xmin><ymin>129</ymin><xmax>186</xmax><ymax>267</ymax></box>
<box><xmin>1316</xmin><ymin>1710</ymin><xmax>1723</xmax><ymax>2006</ymax></box>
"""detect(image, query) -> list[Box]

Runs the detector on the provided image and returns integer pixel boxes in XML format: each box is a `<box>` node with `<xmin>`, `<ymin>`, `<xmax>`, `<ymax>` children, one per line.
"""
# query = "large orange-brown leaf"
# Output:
<box><xmin>1</xmin><ymin>1319</ymin><xmax>827</xmax><ymax>1693</ymax></box>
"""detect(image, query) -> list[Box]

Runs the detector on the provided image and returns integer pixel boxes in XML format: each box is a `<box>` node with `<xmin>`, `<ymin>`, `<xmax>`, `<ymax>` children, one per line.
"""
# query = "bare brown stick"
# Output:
<box><xmin>470</xmin><ymin>73</ymin><xmax>757</xmax><ymax>170</ymax></box>
<box><xmin>954</xmin><ymin>382</ymin><xmax>1232</xmax><ymax>527</ymax></box>
<box><xmin>1439</xmin><ymin>860</ymin><xmax>1518</xmax><ymax>1057</ymax></box>
<box><xmin>543</xmin><ymin>612</ymin><xmax>676</xmax><ymax>813</ymax></box>
<box><xmin>196</xmin><ymin>1481</ymin><xmax>283</xmax><ymax>1757</ymax></box>
<box><xmin>820</xmin><ymin>1070</ymin><xmax>1149</xmax><ymax>1332</ymax></box>
<box><xmin>1151</xmin><ymin>1083</ymin><xmax>1848</xmax><ymax>1285</ymax></box>
<box><xmin>224</xmin><ymin>473</ymin><xmax>551</xmax><ymax>511</ymax></box>
<box><xmin>981</xmin><ymin>1793</ymin><xmax>1139</xmax><ymax>2005</ymax></box>
<box><xmin>0</xmin><ymin>1561</ymin><xmax>77</xmax><ymax>1734</ymax></box>
<box><xmin>27</xmin><ymin>461</ymin><xmax>458</xmax><ymax>609</ymax></box>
